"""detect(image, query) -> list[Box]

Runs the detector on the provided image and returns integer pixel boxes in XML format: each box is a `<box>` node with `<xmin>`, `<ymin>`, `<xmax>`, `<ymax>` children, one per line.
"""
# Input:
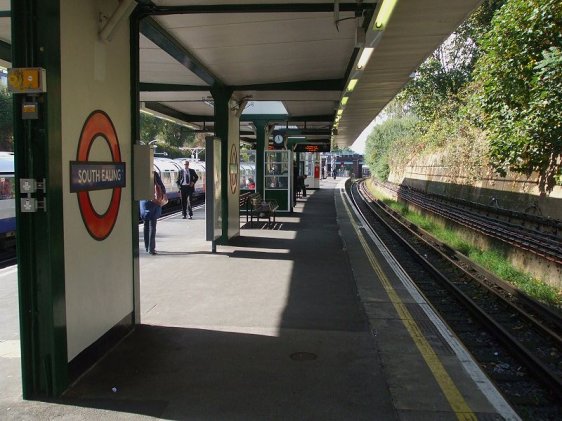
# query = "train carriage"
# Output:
<box><xmin>153</xmin><ymin>157</ymin><xmax>182</xmax><ymax>204</ymax></box>
<box><xmin>0</xmin><ymin>152</ymin><xmax>16</xmax><ymax>246</ymax></box>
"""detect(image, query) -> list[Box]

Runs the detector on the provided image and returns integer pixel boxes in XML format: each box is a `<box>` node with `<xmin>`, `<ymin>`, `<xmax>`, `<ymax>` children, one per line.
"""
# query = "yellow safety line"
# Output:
<box><xmin>341</xmin><ymin>193</ymin><xmax>476</xmax><ymax>420</ymax></box>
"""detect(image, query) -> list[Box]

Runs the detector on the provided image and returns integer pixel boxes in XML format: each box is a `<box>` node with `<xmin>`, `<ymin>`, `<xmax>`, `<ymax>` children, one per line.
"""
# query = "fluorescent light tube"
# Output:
<box><xmin>357</xmin><ymin>48</ymin><xmax>374</xmax><ymax>70</ymax></box>
<box><xmin>374</xmin><ymin>0</ymin><xmax>398</xmax><ymax>31</ymax></box>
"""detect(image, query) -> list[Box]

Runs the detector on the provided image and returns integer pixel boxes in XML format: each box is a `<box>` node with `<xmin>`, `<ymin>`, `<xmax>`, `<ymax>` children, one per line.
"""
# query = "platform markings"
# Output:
<box><xmin>340</xmin><ymin>189</ymin><xmax>475</xmax><ymax>419</ymax></box>
<box><xmin>340</xmin><ymin>188</ymin><xmax>520</xmax><ymax>421</ymax></box>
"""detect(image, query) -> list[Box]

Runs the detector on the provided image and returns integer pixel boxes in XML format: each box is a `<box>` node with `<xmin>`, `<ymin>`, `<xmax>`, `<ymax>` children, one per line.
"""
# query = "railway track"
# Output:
<box><xmin>349</xmin><ymin>179</ymin><xmax>562</xmax><ymax>420</ymax></box>
<box><xmin>375</xmin><ymin>181</ymin><xmax>562</xmax><ymax>264</ymax></box>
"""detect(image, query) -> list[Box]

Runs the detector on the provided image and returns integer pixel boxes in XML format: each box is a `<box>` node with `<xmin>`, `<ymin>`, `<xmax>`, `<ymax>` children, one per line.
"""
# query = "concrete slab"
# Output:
<box><xmin>0</xmin><ymin>177</ymin><xmax>516</xmax><ymax>420</ymax></box>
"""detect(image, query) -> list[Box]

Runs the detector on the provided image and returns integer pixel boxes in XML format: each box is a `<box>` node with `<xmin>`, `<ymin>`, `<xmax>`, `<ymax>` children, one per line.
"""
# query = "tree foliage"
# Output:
<box><xmin>402</xmin><ymin>0</ymin><xmax>505</xmax><ymax>124</ymax></box>
<box><xmin>140</xmin><ymin>113</ymin><xmax>197</xmax><ymax>154</ymax></box>
<box><xmin>160</xmin><ymin>122</ymin><xmax>196</xmax><ymax>148</ymax></box>
<box><xmin>0</xmin><ymin>87</ymin><xmax>13</xmax><ymax>151</ymax></box>
<box><xmin>472</xmin><ymin>0</ymin><xmax>562</xmax><ymax>193</ymax></box>
<box><xmin>364</xmin><ymin>115</ymin><xmax>418</xmax><ymax>180</ymax></box>
<box><xmin>139</xmin><ymin>113</ymin><xmax>164</xmax><ymax>145</ymax></box>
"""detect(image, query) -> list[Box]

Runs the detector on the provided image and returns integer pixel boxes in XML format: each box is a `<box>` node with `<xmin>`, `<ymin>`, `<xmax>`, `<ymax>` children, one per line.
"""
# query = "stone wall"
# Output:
<box><xmin>388</xmin><ymin>152</ymin><xmax>562</xmax><ymax>220</ymax></box>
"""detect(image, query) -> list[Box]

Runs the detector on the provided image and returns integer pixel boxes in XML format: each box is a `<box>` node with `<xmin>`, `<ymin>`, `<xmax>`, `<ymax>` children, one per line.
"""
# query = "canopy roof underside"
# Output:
<box><xmin>0</xmin><ymin>0</ymin><xmax>483</xmax><ymax>148</ymax></box>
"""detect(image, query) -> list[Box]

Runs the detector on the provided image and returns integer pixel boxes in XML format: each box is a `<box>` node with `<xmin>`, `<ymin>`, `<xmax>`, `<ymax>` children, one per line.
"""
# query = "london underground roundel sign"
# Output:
<box><xmin>70</xmin><ymin>110</ymin><xmax>126</xmax><ymax>241</ymax></box>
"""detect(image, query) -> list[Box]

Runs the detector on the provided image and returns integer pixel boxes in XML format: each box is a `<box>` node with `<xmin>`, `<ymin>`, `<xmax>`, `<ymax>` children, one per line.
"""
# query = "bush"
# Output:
<box><xmin>472</xmin><ymin>0</ymin><xmax>562</xmax><ymax>193</ymax></box>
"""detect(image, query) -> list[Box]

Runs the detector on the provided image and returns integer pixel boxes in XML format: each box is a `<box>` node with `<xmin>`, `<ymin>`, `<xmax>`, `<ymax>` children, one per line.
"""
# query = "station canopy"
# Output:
<box><xmin>0</xmin><ymin>0</ymin><xmax>483</xmax><ymax>149</ymax></box>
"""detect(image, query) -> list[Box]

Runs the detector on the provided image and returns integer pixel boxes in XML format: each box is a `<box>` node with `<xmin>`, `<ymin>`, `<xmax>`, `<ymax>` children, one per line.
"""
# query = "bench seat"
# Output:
<box><xmin>248</xmin><ymin>194</ymin><xmax>278</xmax><ymax>227</ymax></box>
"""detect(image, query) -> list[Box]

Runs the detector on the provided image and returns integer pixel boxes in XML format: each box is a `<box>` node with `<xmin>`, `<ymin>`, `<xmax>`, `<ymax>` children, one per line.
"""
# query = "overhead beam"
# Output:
<box><xmin>140</xmin><ymin>82</ymin><xmax>210</xmax><ymax>92</ymax></box>
<box><xmin>141</xmin><ymin>3</ymin><xmax>376</xmax><ymax>16</ymax></box>
<box><xmin>240</xmin><ymin>114</ymin><xmax>334</xmax><ymax>123</ymax></box>
<box><xmin>140</xmin><ymin>80</ymin><xmax>345</xmax><ymax>93</ymax></box>
<box><xmin>140</xmin><ymin>16</ymin><xmax>223</xmax><ymax>87</ymax></box>
<box><xmin>145</xmin><ymin>103</ymin><xmax>335</xmax><ymax>126</ymax></box>
<box><xmin>297</xmin><ymin>129</ymin><xmax>332</xmax><ymax>135</ymax></box>
<box><xmin>234</xmin><ymin>79</ymin><xmax>344</xmax><ymax>92</ymax></box>
<box><xmin>144</xmin><ymin>102</ymin><xmax>214</xmax><ymax>123</ymax></box>
<box><xmin>287</xmin><ymin>115</ymin><xmax>335</xmax><ymax>122</ymax></box>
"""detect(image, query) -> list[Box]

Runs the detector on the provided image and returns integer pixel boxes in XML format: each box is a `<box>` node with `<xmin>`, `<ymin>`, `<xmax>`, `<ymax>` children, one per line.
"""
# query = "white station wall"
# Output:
<box><xmin>60</xmin><ymin>0</ymin><xmax>133</xmax><ymax>360</ymax></box>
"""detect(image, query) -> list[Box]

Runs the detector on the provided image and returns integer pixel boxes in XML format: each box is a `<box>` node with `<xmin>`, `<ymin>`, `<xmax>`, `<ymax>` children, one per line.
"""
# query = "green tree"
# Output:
<box><xmin>403</xmin><ymin>0</ymin><xmax>505</xmax><ymax>124</ymax></box>
<box><xmin>0</xmin><ymin>87</ymin><xmax>13</xmax><ymax>151</ymax></box>
<box><xmin>140</xmin><ymin>113</ymin><xmax>163</xmax><ymax>144</ymax></box>
<box><xmin>472</xmin><ymin>0</ymin><xmax>562</xmax><ymax>193</ymax></box>
<box><xmin>364</xmin><ymin>115</ymin><xmax>418</xmax><ymax>180</ymax></box>
<box><xmin>160</xmin><ymin>122</ymin><xmax>196</xmax><ymax>148</ymax></box>
<box><xmin>140</xmin><ymin>113</ymin><xmax>197</xmax><ymax>153</ymax></box>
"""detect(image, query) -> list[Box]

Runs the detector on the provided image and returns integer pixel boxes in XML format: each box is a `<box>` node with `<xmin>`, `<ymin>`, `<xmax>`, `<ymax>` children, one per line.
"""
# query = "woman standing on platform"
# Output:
<box><xmin>140</xmin><ymin>171</ymin><xmax>166</xmax><ymax>255</ymax></box>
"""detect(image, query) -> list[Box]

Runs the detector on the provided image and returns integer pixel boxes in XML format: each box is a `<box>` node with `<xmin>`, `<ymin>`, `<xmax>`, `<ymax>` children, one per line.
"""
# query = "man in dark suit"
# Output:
<box><xmin>176</xmin><ymin>160</ymin><xmax>199</xmax><ymax>219</ymax></box>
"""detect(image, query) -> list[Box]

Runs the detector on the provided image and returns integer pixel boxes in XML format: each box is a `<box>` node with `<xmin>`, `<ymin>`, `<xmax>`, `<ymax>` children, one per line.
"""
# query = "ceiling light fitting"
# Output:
<box><xmin>333</xmin><ymin>0</ymin><xmax>398</xmax><ymax>136</ymax></box>
<box><xmin>356</xmin><ymin>47</ymin><xmax>374</xmax><ymax>70</ymax></box>
<box><xmin>374</xmin><ymin>0</ymin><xmax>398</xmax><ymax>31</ymax></box>
<box><xmin>347</xmin><ymin>79</ymin><xmax>358</xmax><ymax>92</ymax></box>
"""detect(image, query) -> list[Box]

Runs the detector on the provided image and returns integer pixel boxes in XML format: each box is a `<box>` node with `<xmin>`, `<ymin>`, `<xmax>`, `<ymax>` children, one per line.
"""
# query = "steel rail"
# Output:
<box><xmin>351</xmin><ymin>180</ymin><xmax>562</xmax><ymax>400</ymax></box>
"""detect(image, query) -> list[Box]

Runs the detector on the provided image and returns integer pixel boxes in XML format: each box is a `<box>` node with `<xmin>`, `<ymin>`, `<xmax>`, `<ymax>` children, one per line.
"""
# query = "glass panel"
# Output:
<box><xmin>265</xmin><ymin>175</ymin><xmax>288</xmax><ymax>189</ymax></box>
<box><xmin>240</xmin><ymin>149</ymin><xmax>256</xmax><ymax>190</ymax></box>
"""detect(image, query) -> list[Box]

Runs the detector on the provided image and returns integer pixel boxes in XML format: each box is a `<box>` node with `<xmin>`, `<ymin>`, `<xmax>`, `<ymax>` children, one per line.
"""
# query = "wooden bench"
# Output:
<box><xmin>240</xmin><ymin>192</ymin><xmax>259</xmax><ymax>223</ymax></box>
<box><xmin>248</xmin><ymin>193</ymin><xmax>279</xmax><ymax>227</ymax></box>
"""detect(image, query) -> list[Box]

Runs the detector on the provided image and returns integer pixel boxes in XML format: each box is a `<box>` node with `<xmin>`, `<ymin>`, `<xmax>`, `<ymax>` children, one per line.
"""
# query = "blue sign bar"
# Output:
<box><xmin>70</xmin><ymin>161</ymin><xmax>126</xmax><ymax>192</ymax></box>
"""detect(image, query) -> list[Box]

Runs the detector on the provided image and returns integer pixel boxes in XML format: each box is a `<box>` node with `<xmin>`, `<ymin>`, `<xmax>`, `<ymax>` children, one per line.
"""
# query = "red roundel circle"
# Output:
<box><xmin>76</xmin><ymin>110</ymin><xmax>122</xmax><ymax>241</ymax></box>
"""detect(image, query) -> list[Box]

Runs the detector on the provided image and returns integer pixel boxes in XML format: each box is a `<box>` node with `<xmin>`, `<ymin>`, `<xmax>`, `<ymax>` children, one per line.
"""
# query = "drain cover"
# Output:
<box><xmin>290</xmin><ymin>352</ymin><xmax>318</xmax><ymax>361</ymax></box>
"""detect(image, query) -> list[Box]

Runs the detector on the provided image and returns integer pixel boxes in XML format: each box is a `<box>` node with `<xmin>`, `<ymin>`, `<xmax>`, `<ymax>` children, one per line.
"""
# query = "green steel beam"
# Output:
<box><xmin>242</xmin><ymin>114</ymin><xmax>334</xmax><ymax>123</ymax></box>
<box><xmin>140</xmin><ymin>82</ymin><xmax>210</xmax><ymax>92</ymax></box>
<box><xmin>144</xmin><ymin>104</ymin><xmax>334</xmax><ymax>128</ymax></box>
<box><xmin>234</xmin><ymin>79</ymin><xmax>344</xmax><ymax>92</ymax></box>
<box><xmin>141</xmin><ymin>3</ymin><xmax>376</xmax><ymax>16</ymax></box>
<box><xmin>130</xmin><ymin>8</ymin><xmax>142</xmax><ymax>324</ymax></box>
<box><xmin>0</xmin><ymin>39</ymin><xmax>10</xmax><ymax>62</ymax></box>
<box><xmin>287</xmin><ymin>115</ymin><xmax>335</xmax><ymax>122</ymax></box>
<box><xmin>240</xmin><ymin>114</ymin><xmax>288</xmax><ymax>122</ymax></box>
<box><xmin>144</xmin><ymin>102</ymin><xmax>213</xmax><ymax>123</ymax></box>
<box><xmin>139</xmin><ymin>16</ymin><xmax>223</xmax><ymax>87</ymax></box>
<box><xmin>141</xmin><ymin>79</ymin><xmax>344</xmax><ymax>92</ymax></box>
<box><xmin>283</xmin><ymin>129</ymin><xmax>331</xmax><ymax>136</ymax></box>
<box><xmin>0</xmin><ymin>11</ymin><xmax>11</xmax><ymax>18</ymax></box>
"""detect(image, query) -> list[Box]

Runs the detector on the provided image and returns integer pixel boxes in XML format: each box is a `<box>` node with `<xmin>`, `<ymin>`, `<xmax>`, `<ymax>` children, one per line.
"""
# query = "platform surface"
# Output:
<box><xmin>0</xmin><ymin>178</ymin><xmax>518</xmax><ymax>420</ymax></box>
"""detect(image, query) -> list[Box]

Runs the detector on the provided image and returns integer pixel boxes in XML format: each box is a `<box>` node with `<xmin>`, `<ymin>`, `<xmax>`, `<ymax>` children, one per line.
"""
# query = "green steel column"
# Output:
<box><xmin>253</xmin><ymin>120</ymin><xmax>267</xmax><ymax>196</ymax></box>
<box><xmin>12</xmin><ymin>0</ymin><xmax>68</xmax><ymax>397</ymax></box>
<box><xmin>130</xmin><ymin>9</ymin><xmax>141</xmax><ymax>323</ymax></box>
<box><xmin>210</xmin><ymin>86</ymin><xmax>232</xmax><ymax>242</ymax></box>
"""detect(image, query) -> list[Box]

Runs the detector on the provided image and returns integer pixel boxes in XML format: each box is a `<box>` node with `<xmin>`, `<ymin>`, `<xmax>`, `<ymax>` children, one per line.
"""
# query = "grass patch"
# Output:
<box><xmin>366</xmin><ymin>183</ymin><xmax>562</xmax><ymax>308</ymax></box>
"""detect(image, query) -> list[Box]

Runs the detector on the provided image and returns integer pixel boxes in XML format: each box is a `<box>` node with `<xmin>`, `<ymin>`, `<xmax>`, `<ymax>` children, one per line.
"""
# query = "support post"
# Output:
<box><xmin>12</xmin><ymin>0</ymin><xmax>68</xmax><ymax>398</ymax></box>
<box><xmin>210</xmin><ymin>85</ymin><xmax>233</xmax><ymax>242</ymax></box>
<box><xmin>253</xmin><ymin>121</ymin><xmax>267</xmax><ymax>197</ymax></box>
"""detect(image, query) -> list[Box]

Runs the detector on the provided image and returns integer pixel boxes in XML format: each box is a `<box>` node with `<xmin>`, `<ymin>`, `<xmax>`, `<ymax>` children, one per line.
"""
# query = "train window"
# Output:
<box><xmin>240</xmin><ymin>150</ymin><xmax>256</xmax><ymax>191</ymax></box>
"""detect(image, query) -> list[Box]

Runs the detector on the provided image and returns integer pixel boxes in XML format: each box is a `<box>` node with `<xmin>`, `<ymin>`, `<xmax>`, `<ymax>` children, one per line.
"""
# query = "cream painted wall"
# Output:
<box><xmin>228</xmin><ymin>108</ymin><xmax>241</xmax><ymax>239</ymax></box>
<box><xmin>61</xmin><ymin>0</ymin><xmax>133</xmax><ymax>360</ymax></box>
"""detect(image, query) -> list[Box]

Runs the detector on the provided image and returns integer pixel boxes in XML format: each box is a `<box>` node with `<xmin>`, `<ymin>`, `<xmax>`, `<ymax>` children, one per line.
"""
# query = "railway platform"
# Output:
<box><xmin>0</xmin><ymin>178</ymin><xmax>518</xmax><ymax>420</ymax></box>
